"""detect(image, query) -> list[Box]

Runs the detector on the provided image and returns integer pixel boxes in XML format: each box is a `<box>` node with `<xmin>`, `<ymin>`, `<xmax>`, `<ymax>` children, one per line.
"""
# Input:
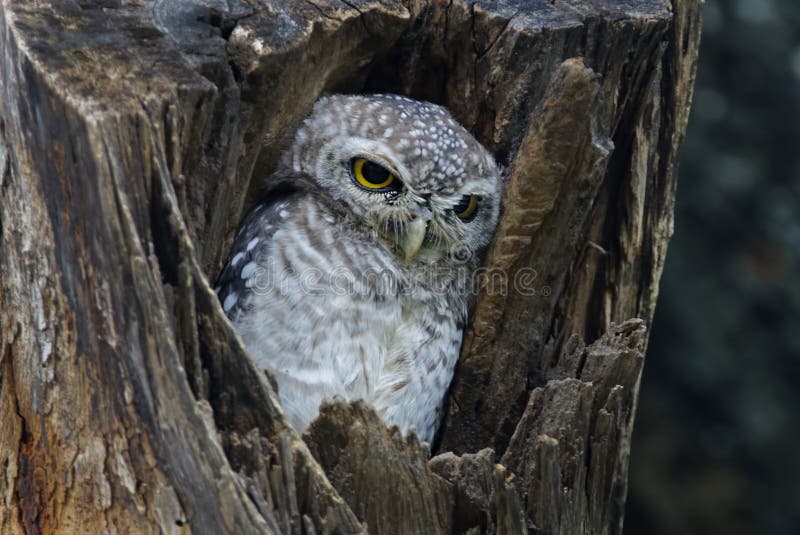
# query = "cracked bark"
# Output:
<box><xmin>0</xmin><ymin>0</ymin><xmax>701</xmax><ymax>533</ymax></box>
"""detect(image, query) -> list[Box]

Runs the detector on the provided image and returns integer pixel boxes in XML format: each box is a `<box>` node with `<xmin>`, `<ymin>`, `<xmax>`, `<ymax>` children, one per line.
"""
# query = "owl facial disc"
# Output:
<box><xmin>290</xmin><ymin>93</ymin><xmax>503</xmax><ymax>266</ymax></box>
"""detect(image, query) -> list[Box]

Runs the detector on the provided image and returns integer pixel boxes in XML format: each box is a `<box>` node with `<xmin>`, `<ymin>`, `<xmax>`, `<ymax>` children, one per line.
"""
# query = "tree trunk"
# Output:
<box><xmin>0</xmin><ymin>0</ymin><xmax>701</xmax><ymax>533</ymax></box>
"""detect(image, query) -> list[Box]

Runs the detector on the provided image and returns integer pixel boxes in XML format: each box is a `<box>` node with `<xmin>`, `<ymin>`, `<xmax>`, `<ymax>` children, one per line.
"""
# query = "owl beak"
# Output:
<box><xmin>402</xmin><ymin>218</ymin><xmax>429</xmax><ymax>263</ymax></box>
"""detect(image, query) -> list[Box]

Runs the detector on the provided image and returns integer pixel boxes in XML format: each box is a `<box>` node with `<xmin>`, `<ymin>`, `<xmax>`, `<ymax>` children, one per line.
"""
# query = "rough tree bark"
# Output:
<box><xmin>0</xmin><ymin>0</ymin><xmax>701</xmax><ymax>534</ymax></box>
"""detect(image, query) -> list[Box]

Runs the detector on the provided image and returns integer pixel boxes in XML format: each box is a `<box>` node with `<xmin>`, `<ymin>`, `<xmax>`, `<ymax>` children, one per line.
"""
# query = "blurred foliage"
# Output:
<box><xmin>626</xmin><ymin>0</ymin><xmax>800</xmax><ymax>533</ymax></box>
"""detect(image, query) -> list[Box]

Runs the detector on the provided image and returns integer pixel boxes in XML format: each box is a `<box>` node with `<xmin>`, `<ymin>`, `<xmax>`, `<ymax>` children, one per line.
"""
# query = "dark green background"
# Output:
<box><xmin>626</xmin><ymin>0</ymin><xmax>800</xmax><ymax>533</ymax></box>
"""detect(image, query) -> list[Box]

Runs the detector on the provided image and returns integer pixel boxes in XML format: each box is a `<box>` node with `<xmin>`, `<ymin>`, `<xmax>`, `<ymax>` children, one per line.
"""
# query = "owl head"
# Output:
<box><xmin>287</xmin><ymin>94</ymin><xmax>503</xmax><ymax>265</ymax></box>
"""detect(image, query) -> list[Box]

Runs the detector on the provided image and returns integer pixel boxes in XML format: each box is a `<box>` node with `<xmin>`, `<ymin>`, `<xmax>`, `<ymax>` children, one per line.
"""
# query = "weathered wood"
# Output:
<box><xmin>0</xmin><ymin>0</ymin><xmax>702</xmax><ymax>533</ymax></box>
<box><xmin>429</xmin><ymin>448</ymin><xmax>528</xmax><ymax>534</ymax></box>
<box><xmin>434</xmin><ymin>0</ymin><xmax>701</xmax><ymax>456</ymax></box>
<box><xmin>501</xmin><ymin>319</ymin><xmax>646</xmax><ymax>535</ymax></box>
<box><xmin>304</xmin><ymin>402</ymin><xmax>530</xmax><ymax>535</ymax></box>
<box><xmin>305</xmin><ymin>402</ymin><xmax>454</xmax><ymax>534</ymax></box>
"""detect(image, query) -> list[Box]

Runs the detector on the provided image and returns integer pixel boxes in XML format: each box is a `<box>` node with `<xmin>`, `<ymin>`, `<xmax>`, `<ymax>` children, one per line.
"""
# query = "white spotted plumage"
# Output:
<box><xmin>216</xmin><ymin>94</ymin><xmax>503</xmax><ymax>443</ymax></box>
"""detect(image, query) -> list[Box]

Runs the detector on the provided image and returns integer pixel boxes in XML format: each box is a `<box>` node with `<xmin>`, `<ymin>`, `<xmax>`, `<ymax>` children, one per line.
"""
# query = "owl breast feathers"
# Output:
<box><xmin>216</xmin><ymin>94</ymin><xmax>502</xmax><ymax>443</ymax></box>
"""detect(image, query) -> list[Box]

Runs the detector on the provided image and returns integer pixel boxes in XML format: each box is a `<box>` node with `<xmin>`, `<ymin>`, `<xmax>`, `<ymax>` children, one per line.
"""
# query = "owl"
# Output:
<box><xmin>215</xmin><ymin>94</ymin><xmax>502</xmax><ymax>443</ymax></box>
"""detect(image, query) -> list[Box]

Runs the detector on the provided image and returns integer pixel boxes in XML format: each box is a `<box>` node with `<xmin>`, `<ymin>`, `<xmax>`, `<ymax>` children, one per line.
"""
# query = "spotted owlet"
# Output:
<box><xmin>216</xmin><ymin>95</ymin><xmax>502</xmax><ymax>443</ymax></box>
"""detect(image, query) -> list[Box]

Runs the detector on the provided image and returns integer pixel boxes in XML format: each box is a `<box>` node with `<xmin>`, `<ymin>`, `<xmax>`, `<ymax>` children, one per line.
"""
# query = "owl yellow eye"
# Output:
<box><xmin>453</xmin><ymin>195</ymin><xmax>479</xmax><ymax>220</ymax></box>
<box><xmin>352</xmin><ymin>158</ymin><xmax>397</xmax><ymax>191</ymax></box>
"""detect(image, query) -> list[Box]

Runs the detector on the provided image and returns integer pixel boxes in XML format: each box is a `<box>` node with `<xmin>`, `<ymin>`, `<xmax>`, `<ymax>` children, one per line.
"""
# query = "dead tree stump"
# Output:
<box><xmin>0</xmin><ymin>0</ymin><xmax>701</xmax><ymax>533</ymax></box>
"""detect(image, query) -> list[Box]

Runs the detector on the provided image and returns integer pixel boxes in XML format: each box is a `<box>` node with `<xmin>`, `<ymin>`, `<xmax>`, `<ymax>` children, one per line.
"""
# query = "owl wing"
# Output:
<box><xmin>214</xmin><ymin>182</ymin><xmax>372</xmax><ymax>432</ymax></box>
<box><xmin>214</xmin><ymin>188</ymin><xmax>303</xmax><ymax>319</ymax></box>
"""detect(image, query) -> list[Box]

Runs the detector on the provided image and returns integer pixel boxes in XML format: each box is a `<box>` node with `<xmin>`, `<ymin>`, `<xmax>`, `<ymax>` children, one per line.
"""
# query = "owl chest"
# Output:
<box><xmin>312</xmin><ymin>289</ymin><xmax>455</xmax><ymax>393</ymax></box>
<box><xmin>233</xmin><ymin>207</ymin><xmax>465</xmax><ymax>437</ymax></box>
